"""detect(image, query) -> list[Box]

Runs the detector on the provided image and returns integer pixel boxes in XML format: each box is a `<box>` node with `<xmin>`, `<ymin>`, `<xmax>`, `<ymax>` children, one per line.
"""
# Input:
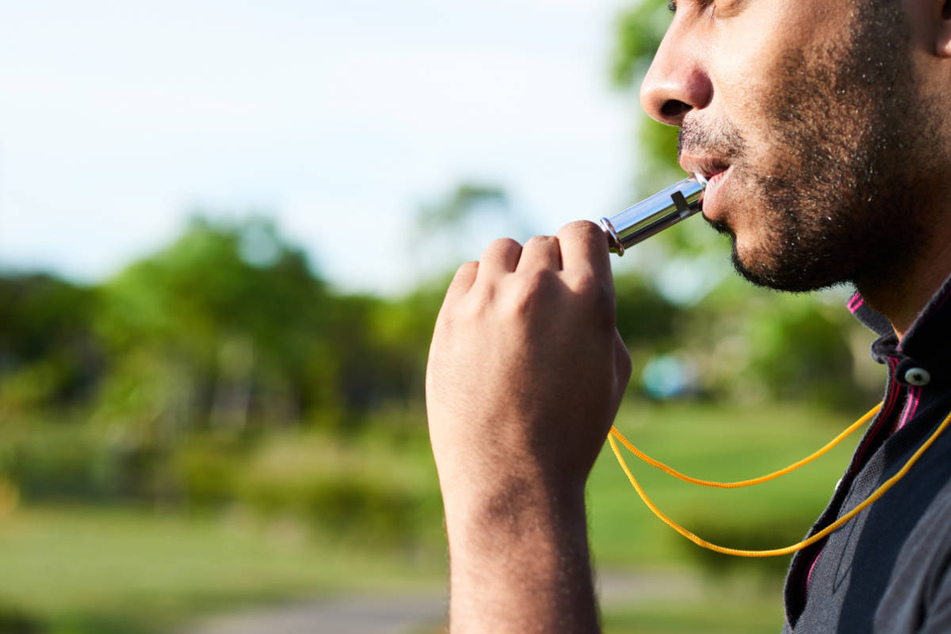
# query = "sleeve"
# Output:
<box><xmin>917</xmin><ymin>565</ymin><xmax>951</xmax><ymax>633</ymax></box>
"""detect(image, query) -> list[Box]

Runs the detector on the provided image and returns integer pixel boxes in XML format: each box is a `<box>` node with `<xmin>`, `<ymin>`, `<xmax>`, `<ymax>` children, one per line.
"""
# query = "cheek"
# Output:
<box><xmin>706</xmin><ymin>3</ymin><xmax>825</xmax><ymax>142</ymax></box>
<box><xmin>708</xmin><ymin>4</ymin><xmax>795</xmax><ymax>90</ymax></box>
<box><xmin>708</xmin><ymin>41</ymin><xmax>785</xmax><ymax>150</ymax></box>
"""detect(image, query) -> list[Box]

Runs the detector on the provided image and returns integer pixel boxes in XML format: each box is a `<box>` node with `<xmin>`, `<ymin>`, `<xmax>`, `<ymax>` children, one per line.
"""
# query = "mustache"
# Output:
<box><xmin>677</xmin><ymin>118</ymin><xmax>747</xmax><ymax>161</ymax></box>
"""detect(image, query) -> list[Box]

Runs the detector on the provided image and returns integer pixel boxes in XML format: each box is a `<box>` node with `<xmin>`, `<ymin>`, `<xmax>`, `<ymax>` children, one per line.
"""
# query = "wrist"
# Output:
<box><xmin>442</xmin><ymin>468</ymin><xmax>587</xmax><ymax>538</ymax></box>
<box><xmin>443</xmin><ymin>476</ymin><xmax>598</xmax><ymax>632</ymax></box>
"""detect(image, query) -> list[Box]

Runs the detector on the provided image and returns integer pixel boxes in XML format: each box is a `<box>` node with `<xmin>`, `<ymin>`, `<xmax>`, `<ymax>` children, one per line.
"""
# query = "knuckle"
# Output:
<box><xmin>482</xmin><ymin>237</ymin><xmax>521</xmax><ymax>259</ymax></box>
<box><xmin>453</xmin><ymin>260</ymin><xmax>479</xmax><ymax>283</ymax></box>
<box><xmin>524</xmin><ymin>234</ymin><xmax>557</xmax><ymax>248</ymax></box>
<box><xmin>558</xmin><ymin>220</ymin><xmax>600</xmax><ymax>240</ymax></box>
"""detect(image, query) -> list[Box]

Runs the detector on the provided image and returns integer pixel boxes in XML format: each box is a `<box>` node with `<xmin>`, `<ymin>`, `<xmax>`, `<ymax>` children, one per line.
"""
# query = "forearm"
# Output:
<box><xmin>444</xmin><ymin>475</ymin><xmax>600</xmax><ymax>633</ymax></box>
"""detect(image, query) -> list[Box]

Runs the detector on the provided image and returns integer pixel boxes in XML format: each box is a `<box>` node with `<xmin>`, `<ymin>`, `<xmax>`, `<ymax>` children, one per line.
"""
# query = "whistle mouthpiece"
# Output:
<box><xmin>600</xmin><ymin>174</ymin><xmax>707</xmax><ymax>256</ymax></box>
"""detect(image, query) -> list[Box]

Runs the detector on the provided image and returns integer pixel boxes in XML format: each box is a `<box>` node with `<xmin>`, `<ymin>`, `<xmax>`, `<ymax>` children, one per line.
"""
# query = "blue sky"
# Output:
<box><xmin>0</xmin><ymin>0</ymin><xmax>647</xmax><ymax>295</ymax></box>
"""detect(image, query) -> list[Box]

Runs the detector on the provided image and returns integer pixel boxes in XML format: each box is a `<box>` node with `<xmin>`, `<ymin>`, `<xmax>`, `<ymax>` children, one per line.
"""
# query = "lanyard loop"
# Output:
<box><xmin>608</xmin><ymin>403</ymin><xmax>951</xmax><ymax>557</ymax></box>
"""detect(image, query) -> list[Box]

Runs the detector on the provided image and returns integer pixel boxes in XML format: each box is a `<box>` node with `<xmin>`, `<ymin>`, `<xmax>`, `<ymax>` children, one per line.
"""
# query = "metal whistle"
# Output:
<box><xmin>600</xmin><ymin>174</ymin><xmax>707</xmax><ymax>256</ymax></box>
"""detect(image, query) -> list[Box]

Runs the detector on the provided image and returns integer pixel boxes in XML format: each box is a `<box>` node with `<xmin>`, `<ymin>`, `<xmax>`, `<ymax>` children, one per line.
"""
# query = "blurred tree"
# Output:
<box><xmin>368</xmin><ymin>279</ymin><xmax>447</xmax><ymax>406</ymax></box>
<box><xmin>322</xmin><ymin>293</ymin><xmax>409</xmax><ymax>425</ymax></box>
<box><xmin>668</xmin><ymin>278</ymin><xmax>877</xmax><ymax>408</ymax></box>
<box><xmin>0</xmin><ymin>274</ymin><xmax>101</xmax><ymax>415</ymax></box>
<box><xmin>614</xmin><ymin>271</ymin><xmax>684</xmax><ymax>349</ymax></box>
<box><xmin>94</xmin><ymin>216</ymin><xmax>335</xmax><ymax>438</ymax></box>
<box><xmin>411</xmin><ymin>182</ymin><xmax>537</xmax><ymax>283</ymax></box>
<box><xmin>92</xmin><ymin>214</ymin><xmax>438</xmax><ymax>442</ymax></box>
<box><xmin>0</xmin><ymin>216</ymin><xmax>447</xmax><ymax>505</ymax></box>
<box><xmin>612</xmin><ymin>0</ymin><xmax>682</xmax><ymax>186</ymax></box>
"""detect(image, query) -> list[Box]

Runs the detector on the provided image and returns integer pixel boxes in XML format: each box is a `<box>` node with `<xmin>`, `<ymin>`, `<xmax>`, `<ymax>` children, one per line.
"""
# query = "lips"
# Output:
<box><xmin>679</xmin><ymin>155</ymin><xmax>732</xmax><ymax>222</ymax></box>
<box><xmin>699</xmin><ymin>166</ymin><xmax>732</xmax><ymax>223</ymax></box>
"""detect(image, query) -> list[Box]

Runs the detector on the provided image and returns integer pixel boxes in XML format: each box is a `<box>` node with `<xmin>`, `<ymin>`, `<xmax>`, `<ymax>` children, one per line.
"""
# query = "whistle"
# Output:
<box><xmin>600</xmin><ymin>174</ymin><xmax>707</xmax><ymax>256</ymax></box>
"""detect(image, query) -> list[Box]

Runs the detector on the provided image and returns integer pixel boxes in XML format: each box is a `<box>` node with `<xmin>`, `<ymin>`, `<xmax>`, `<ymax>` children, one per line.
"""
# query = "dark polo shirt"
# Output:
<box><xmin>784</xmin><ymin>274</ymin><xmax>951</xmax><ymax>633</ymax></box>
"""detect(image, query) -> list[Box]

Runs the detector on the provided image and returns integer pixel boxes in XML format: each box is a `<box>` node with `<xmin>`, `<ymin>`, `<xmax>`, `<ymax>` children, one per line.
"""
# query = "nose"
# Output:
<box><xmin>639</xmin><ymin>23</ymin><xmax>712</xmax><ymax>126</ymax></box>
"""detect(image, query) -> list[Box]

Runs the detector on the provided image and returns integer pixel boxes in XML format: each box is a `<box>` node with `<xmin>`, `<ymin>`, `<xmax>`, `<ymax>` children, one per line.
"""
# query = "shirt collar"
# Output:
<box><xmin>849</xmin><ymin>271</ymin><xmax>951</xmax><ymax>372</ymax></box>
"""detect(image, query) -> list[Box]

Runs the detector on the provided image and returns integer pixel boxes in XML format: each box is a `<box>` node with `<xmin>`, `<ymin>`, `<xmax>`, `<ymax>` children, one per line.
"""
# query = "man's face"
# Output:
<box><xmin>641</xmin><ymin>0</ymin><xmax>942</xmax><ymax>292</ymax></box>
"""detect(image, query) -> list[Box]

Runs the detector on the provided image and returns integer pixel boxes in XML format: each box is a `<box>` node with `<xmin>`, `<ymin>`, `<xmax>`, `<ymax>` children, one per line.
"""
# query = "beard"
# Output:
<box><xmin>680</xmin><ymin>0</ymin><xmax>941</xmax><ymax>293</ymax></box>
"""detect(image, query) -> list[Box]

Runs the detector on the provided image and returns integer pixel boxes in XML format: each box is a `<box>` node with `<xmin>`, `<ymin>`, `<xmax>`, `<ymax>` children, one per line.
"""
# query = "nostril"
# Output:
<box><xmin>660</xmin><ymin>100</ymin><xmax>692</xmax><ymax>119</ymax></box>
<box><xmin>944</xmin><ymin>0</ymin><xmax>951</xmax><ymax>19</ymax></box>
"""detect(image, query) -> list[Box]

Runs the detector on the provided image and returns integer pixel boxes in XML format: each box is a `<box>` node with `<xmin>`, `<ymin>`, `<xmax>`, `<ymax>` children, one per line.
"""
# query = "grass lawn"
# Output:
<box><xmin>0</xmin><ymin>506</ymin><xmax>445</xmax><ymax>633</ymax></box>
<box><xmin>602</xmin><ymin>591</ymin><xmax>785</xmax><ymax>634</ymax></box>
<box><xmin>0</xmin><ymin>400</ymin><xmax>872</xmax><ymax>632</ymax></box>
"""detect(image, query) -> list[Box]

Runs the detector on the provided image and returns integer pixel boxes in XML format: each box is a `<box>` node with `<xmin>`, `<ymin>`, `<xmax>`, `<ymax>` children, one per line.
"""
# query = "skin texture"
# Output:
<box><xmin>427</xmin><ymin>0</ymin><xmax>951</xmax><ymax>631</ymax></box>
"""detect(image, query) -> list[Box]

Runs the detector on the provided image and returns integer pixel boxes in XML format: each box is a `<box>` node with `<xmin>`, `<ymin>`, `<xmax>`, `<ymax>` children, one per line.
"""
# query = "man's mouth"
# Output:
<box><xmin>705</xmin><ymin>168</ymin><xmax>730</xmax><ymax>186</ymax></box>
<box><xmin>680</xmin><ymin>155</ymin><xmax>733</xmax><ymax>222</ymax></box>
<box><xmin>681</xmin><ymin>156</ymin><xmax>730</xmax><ymax>180</ymax></box>
<box><xmin>700</xmin><ymin>165</ymin><xmax>732</xmax><ymax>223</ymax></box>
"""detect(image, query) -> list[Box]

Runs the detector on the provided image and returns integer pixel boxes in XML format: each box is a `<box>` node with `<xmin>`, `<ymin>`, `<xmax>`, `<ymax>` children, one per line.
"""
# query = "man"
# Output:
<box><xmin>425</xmin><ymin>0</ymin><xmax>951</xmax><ymax>630</ymax></box>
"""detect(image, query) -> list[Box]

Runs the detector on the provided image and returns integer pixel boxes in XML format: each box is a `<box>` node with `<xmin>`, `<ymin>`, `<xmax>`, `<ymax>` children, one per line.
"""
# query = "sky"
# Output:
<box><xmin>0</xmin><ymin>0</ymin><xmax>647</xmax><ymax>296</ymax></box>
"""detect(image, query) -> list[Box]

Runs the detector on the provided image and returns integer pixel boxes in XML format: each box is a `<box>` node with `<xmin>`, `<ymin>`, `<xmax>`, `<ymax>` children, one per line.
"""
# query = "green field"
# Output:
<box><xmin>590</xmin><ymin>401</ymin><xmax>862</xmax><ymax>569</ymax></box>
<box><xmin>0</xmin><ymin>401</ymin><xmax>870</xmax><ymax>632</ymax></box>
<box><xmin>602</xmin><ymin>594</ymin><xmax>785</xmax><ymax>634</ymax></box>
<box><xmin>0</xmin><ymin>507</ymin><xmax>445</xmax><ymax>633</ymax></box>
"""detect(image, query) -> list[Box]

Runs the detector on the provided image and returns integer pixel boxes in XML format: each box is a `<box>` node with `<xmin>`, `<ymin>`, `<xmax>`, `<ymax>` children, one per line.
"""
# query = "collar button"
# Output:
<box><xmin>904</xmin><ymin>367</ymin><xmax>932</xmax><ymax>387</ymax></box>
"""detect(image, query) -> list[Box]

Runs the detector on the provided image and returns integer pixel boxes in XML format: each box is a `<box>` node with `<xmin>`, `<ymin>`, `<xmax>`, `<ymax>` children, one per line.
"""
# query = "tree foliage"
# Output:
<box><xmin>0</xmin><ymin>274</ymin><xmax>100</xmax><ymax>414</ymax></box>
<box><xmin>612</xmin><ymin>0</ymin><xmax>682</xmax><ymax>187</ymax></box>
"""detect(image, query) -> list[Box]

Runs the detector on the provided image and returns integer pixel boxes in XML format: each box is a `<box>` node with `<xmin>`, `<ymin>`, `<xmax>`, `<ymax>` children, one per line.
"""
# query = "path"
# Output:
<box><xmin>182</xmin><ymin>569</ymin><xmax>702</xmax><ymax>634</ymax></box>
<box><xmin>182</xmin><ymin>594</ymin><xmax>445</xmax><ymax>634</ymax></box>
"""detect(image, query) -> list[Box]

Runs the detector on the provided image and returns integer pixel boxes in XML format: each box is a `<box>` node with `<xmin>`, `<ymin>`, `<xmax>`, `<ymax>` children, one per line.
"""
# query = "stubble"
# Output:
<box><xmin>683</xmin><ymin>0</ymin><xmax>941</xmax><ymax>294</ymax></box>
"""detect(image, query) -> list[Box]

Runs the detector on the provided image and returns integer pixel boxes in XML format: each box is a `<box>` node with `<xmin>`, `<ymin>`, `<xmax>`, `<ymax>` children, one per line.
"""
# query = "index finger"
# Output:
<box><xmin>444</xmin><ymin>260</ymin><xmax>479</xmax><ymax>303</ymax></box>
<box><xmin>556</xmin><ymin>221</ymin><xmax>612</xmax><ymax>281</ymax></box>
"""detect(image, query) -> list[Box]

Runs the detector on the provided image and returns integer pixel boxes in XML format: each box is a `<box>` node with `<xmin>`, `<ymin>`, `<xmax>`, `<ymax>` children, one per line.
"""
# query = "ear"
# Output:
<box><xmin>937</xmin><ymin>0</ymin><xmax>951</xmax><ymax>57</ymax></box>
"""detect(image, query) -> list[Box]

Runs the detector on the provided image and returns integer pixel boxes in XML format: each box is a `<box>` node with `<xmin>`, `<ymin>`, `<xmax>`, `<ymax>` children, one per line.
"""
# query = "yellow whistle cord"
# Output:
<box><xmin>608</xmin><ymin>403</ymin><xmax>951</xmax><ymax>558</ymax></box>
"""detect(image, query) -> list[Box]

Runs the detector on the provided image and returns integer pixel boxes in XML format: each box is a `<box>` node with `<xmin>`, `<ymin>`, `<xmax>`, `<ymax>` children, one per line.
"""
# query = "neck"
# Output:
<box><xmin>856</xmin><ymin>236</ymin><xmax>951</xmax><ymax>340</ymax></box>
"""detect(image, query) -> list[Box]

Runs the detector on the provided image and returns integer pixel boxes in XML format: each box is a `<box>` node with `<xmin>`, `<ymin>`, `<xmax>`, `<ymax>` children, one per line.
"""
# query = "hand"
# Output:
<box><xmin>426</xmin><ymin>221</ymin><xmax>631</xmax><ymax>633</ymax></box>
<box><xmin>426</xmin><ymin>219</ymin><xmax>632</xmax><ymax>517</ymax></box>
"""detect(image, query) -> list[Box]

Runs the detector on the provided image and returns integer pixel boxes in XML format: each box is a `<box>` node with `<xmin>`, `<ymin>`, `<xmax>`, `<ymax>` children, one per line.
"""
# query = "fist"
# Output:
<box><xmin>425</xmin><ymin>221</ymin><xmax>632</xmax><ymax>506</ymax></box>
